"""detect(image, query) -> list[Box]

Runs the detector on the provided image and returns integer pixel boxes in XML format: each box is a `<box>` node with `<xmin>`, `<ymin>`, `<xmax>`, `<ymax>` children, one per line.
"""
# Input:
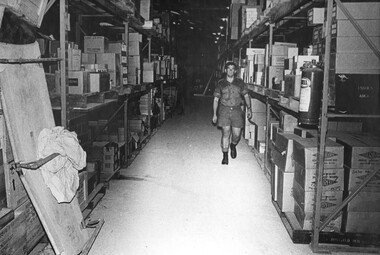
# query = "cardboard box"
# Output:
<box><xmin>250</xmin><ymin>98</ymin><xmax>266</xmax><ymax>113</ymax></box>
<box><xmin>287</xmin><ymin>47</ymin><xmax>298</xmax><ymax>59</ymax></box>
<box><xmin>284</xmin><ymin>74</ymin><xmax>301</xmax><ymax>98</ymax></box>
<box><xmin>84</xmin><ymin>36</ymin><xmax>108</xmax><ymax>53</ymax></box>
<box><xmin>293</xmin><ymin>181</ymin><xmax>343</xmax><ymax>213</ymax></box>
<box><xmin>82</xmin><ymin>53</ymin><xmax>96</xmax><ymax>64</ymax></box>
<box><xmin>276</xmin><ymin>167</ymin><xmax>294</xmax><ymax>212</ymax></box>
<box><xmin>268</xmin><ymin>66</ymin><xmax>284</xmax><ymax>89</ymax></box>
<box><xmin>250</xmin><ymin>112</ymin><xmax>267</xmax><ymax>126</ymax></box>
<box><xmin>246</xmin><ymin>48</ymin><xmax>265</xmax><ymax>55</ymax></box>
<box><xmin>68</xmin><ymin>71</ymin><xmax>90</xmax><ymax>94</ymax></box>
<box><xmin>294</xmin><ymin>161</ymin><xmax>344</xmax><ymax>192</ymax></box>
<box><xmin>271</xmin><ymin>44</ymin><xmax>287</xmax><ymax>56</ymax></box>
<box><xmin>343</xmin><ymin>211</ymin><xmax>380</xmax><ymax>234</ymax></box>
<box><xmin>107</xmin><ymin>41</ymin><xmax>127</xmax><ymax>54</ymax></box>
<box><xmin>332</xmin><ymin>20</ymin><xmax>380</xmax><ymax>37</ymax></box>
<box><xmin>345</xmin><ymin>167</ymin><xmax>380</xmax><ymax>192</ymax></box>
<box><xmin>336</xmin><ymin>135</ymin><xmax>380</xmax><ymax>169</ymax></box>
<box><xmin>128</xmin><ymin>40</ymin><xmax>140</xmax><ymax>56</ymax></box>
<box><xmin>68</xmin><ymin>48</ymin><xmax>81</xmax><ymax>71</ymax></box>
<box><xmin>128</xmin><ymin>32</ymin><xmax>142</xmax><ymax>42</ymax></box>
<box><xmin>293</xmin><ymin>137</ymin><xmax>344</xmax><ymax>169</ymax></box>
<box><xmin>332</xmin><ymin>36</ymin><xmax>380</xmax><ymax>53</ymax></box>
<box><xmin>89</xmin><ymin>72</ymin><xmax>110</xmax><ymax>93</ymax></box>
<box><xmin>103</xmin><ymin>142</ymin><xmax>119</xmax><ymax>173</ymax></box>
<box><xmin>279</xmin><ymin>111</ymin><xmax>298</xmax><ymax>132</ymax></box>
<box><xmin>272</xmin><ymin>133</ymin><xmax>303</xmax><ymax>172</ymax></box>
<box><xmin>308</xmin><ymin>8</ymin><xmax>325</xmax><ymax>25</ymax></box>
<box><xmin>331</xmin><ymin>53</ymin><xmax>380</xmax><ymax>73</ymax></box>
<box><xmin>333</xmin><ymin>2</ymin><xmax>380</xmax><ymax>20</ymax></box>
<box><xmin>271</xmin><ymin>55</ymin><xmax>285</xmax><ymax>66</ymax></box>
<box><xmin>284</xmin><ymin>58</ymin><xmax>294</xmax><ymax>69</ymax></box>
<box><xmin>347</xmin><ymin>190</ymin><xmax>380</xmax><ymax>213</ymax></box>
<box><xmin>294</xmin><ymin>199</ymin><xmax>342</xmax><ymax>232</ymax></box>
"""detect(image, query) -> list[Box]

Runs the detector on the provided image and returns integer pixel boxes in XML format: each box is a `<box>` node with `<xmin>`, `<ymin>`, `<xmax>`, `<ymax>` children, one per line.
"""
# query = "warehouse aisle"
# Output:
<box><xmin>88</xmin><ymin>96</ymin><xmax>314</xmax><ymax>255</ymax></box>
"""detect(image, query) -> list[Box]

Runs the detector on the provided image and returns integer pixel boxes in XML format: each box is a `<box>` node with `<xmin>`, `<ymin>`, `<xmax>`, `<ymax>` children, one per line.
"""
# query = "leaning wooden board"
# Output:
<box><xmin>0</xmin><ymin>42</ymin><xmax>89</xmax><ymax>254</ymax></box>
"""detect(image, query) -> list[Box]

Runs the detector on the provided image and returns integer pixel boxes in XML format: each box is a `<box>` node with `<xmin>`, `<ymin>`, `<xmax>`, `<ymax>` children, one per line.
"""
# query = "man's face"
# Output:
<box><xmin>226</xmin><ymin>65</ymin><xmax>236</xmax><ymax>78</ymax></box>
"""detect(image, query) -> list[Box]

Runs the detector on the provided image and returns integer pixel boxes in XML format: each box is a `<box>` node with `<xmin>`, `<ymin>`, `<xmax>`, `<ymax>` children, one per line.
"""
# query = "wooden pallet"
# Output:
<box><xmin>272</xmin><ymin>200</ymin><xmax>380</xmax><ymax>250</ymax></box>
<box><xmin>0</xmin><ymin>42</ymin><xmax>94</xmax><ymax>255</ymax></box>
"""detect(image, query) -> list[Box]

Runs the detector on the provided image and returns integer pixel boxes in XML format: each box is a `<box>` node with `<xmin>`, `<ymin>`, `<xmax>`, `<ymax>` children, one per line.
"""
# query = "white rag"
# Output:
<box><xmin>38</xmin><ymin>126</ymin><xmax>86</xmax><ymax>203</ymax></box>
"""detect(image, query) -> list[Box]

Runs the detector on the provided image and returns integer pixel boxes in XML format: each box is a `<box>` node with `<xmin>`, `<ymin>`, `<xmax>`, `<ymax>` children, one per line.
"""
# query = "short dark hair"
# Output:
<box><xmin>225</xmin><ymin>61</ymin><xmax>237</xmax><ymax>69</ymax></box>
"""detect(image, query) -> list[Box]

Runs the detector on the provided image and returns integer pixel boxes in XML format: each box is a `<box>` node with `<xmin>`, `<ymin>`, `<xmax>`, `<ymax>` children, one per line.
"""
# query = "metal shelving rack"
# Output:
<box><xmin>218</xmin><ymin>0</ymin><xmax>380</xmax><ymax>253</ymax></box>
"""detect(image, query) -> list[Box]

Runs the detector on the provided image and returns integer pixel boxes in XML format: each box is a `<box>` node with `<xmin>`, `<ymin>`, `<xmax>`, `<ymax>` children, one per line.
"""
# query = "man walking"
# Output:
<box><xmin>212</xmin><ymin>61</ymin><xmax>252</xmax><ymax>165</ymax></box>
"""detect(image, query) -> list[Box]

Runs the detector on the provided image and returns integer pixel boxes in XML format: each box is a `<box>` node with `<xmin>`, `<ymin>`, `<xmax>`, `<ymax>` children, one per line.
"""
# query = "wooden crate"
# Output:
<box><xmin>1</xmin><ymin>0</ymin><xmax>48</xmax><ymax>27</ymax></box>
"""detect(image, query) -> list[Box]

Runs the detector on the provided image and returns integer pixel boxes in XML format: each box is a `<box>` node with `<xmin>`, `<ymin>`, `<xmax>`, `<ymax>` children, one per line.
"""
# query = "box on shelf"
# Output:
<box><xmin>276</xmin><ymin>166</ymin><xmax>294</xmax><ymax>212</ymax></box>
<box><xmin>128</xmin><ymin>40</ymin><xmax>140</xmax><ymax>56</ymax></box>
<box><xmin>308</xmin><ymin>8</ymin><xmax>325</xmax><ymax>26</ymax></box>
<box><xmin>271</xmin><ymin>55</ymin><xmax>285</xmax><ymax>66</ymax></box>
<box><xmin>284</xmin><ymin>74</ymin><xmax>301</xmax><ymax>98</ymax></box>
<box><xmin>84</xmin><ymin>36</ymin><xmax>108</xmax><ymax>53</ymax></box>
<box><xmin>333</xmin><ymin>2</ymin><xmax>380</xmax><ymax>20</ymax></box>
<box><xmin>294</xmin><ymin>199</ymin><xmax>343</xmax><ymax>232</ymax></box>
<box><xmin>103</xmin><ymin>142</ymin><xmax>119</xmax><ymax>173</ymax></box>
<box><xmin>107</xmin><ymin>41</ymin><xmax>127</xmax><ymax>54</ymax></box>
<box><xmin>82</xmin><ymin>53</ymin><xmax>96</xmax><ymax>64</ymax></box>
<box><xmin>293</xmin><ymin>161</ymin><xmax>344</xmax><ymax>192</ymax></box>
<box><xmin>89</xmin><ymin>72</ymin><xmax>110</xmax><ymax>93</ymax></box>
<box><xmin>246</xmin><ymin>48</ymin><xmax>266</xmax><ymax>55</ymax></box>
<box><xmin>268</xmin><ymin>66</ymin><xmax>284</xmax><ymax>89</ymax></box>
<box><xmin>346</xmin><ymin>191</ymin><xmax>380</xmax><ymax>212</ymax></box>
<box><xmin>279</xmin><ymin>111</ymin><xmax>298</xmax><ymax>132</ymax></box>
<box><xmin>345</xmin><ymin>167</ymin><xmax>380</xmax><ymax>192</ymax></box>
<box><xmin>332</xmin><ymin>20</ymin><xmax>380</xmax><ymax>37</ymax></box>
<box><xmin>336</xmin><ymin>135</ymin><xmax>380</xmax><ymax>169</ymax></box>
<box><xmin>66</xmin><ymin>71</ymin><xmax>90</xmax><ymax>95</ymax></box>
<box><xmin>293</xmin><ymin>181</ymin><xmax>343</xmax><ymax>213</ymax></box>
<box><xmin>293</xmin><ymin>137</ymin><xmax>344</xmax><ymax>169</ymax></box>
<box><xmin>343</xmin><ymin>211</ymin><xmax>380</xmax><ymax>234</ymax></box>
<box><xmin>272</xmin><ymin>133</ymin><xmax>303</xmax><ymax>172</ymax></box>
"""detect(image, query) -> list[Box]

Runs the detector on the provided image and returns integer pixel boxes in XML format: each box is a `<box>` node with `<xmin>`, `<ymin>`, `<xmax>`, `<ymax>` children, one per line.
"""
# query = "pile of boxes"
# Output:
<box><xmin>336</xmin><ymin>135</ymin><xmax>380</xmax><ymax>234</ymax></box>
<box><xmin>245</xmin><ymin>48</ymin><xmax>265</xmax><ymax>85</ymax></box>
<box><xmin>267</xmin><ymin>114</ymin><xmax>380</xmax><ymax>234</ymax></box>
<box><xmin>330</xmin><ymin>2</ymin><xmax>380</xmax><ymax>114</ymax></box>
<box><xmin>244</xmin><ymin>98</ymin><xmax>267</xmax><ymax>153</ymax></box>
<box><xmin>128</xmin><ymin>32</ymin><xmax>142</xmax><ymax>85</ymax></box>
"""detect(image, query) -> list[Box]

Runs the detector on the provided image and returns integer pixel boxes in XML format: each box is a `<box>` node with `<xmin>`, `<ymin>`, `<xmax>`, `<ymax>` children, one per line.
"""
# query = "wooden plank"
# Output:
<box><xmin>0</xmin><ymin>42</ymin><xmax>89</xmax><ymax>255</ymax></box>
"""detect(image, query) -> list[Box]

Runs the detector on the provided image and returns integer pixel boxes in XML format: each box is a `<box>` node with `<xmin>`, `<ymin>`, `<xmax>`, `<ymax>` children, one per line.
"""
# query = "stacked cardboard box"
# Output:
<box><xmin>240</xmin><ymin>5</ymin><xmax>261</xmax><ymax>35</ymax></box>
<box><xmin>245</xmin><ymin>48</ymin><xmax>265</xmax><ymax>84</ymax></box>
<box><xmin>292</xmin><ymin>137</ymin><xmax>344</xmax><ymax>231</ymax></box>
<box><xmin>245</xmin><ymin>98</ymin><xmax>266</xmax><ymax>150</ymax></box>
<box><xmin>336</xmin><ymin>135</ymin><xmax>380</xmax><ymax>234</ymax></box>
<box><xmin>271</xmin><ymin>133</ymin><xmax>304</xmax><ymax>212</ymax></box>
<box><xmin>128</xmin><ymin>33</ymin><xmax>142</xmax><ymax>85</ymax></box>
<box><xmin>329</xmin><ymin>2</ymin><xmax>380</xmax><ymax>112</ymax></box>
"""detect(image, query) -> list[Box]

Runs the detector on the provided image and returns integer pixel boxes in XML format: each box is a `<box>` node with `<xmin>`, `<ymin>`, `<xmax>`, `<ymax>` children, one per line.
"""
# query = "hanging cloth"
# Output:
<box><xmin>37</xmin><ymin>126</ymin><xmax>86</xmax><ymax>203</ymax></box>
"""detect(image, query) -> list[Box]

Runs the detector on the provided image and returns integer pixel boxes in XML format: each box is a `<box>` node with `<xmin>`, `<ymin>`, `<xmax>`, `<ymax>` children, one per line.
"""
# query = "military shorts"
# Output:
<box><xmin>217</xmin><ymin>105</ymin><xmax>244</xmax><ymax>128</ymax></box>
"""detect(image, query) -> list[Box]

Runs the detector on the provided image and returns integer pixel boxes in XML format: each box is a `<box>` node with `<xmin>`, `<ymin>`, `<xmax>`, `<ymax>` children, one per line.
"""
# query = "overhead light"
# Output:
<box><xmin>173</xmin><ymin>22</ymin><xmax>176</xmax><ymax>25</ymax></box>
<box><xmin>220</xmin><ymin>26</ymin><xmax>224</xmax><ymax>29</ymax></box>
<box><xmin>216</xmin><ymin>37</ymin><xmax>219</xmax><ymax>40</ymax></box>
<box><xmin>190</xmin><ymin>26</ymin><xmax>194</xmax><ymax>30</ymax></box>
<box><xmin>217</xmin><ymin>32</ymin><xmax>221</xmax><ymax>35</ymax></box>
<box><xmin>99</xmin><ymin>22</ymin><xmax>113</xmax><ymax>27</ymax></box>
<box><xmin>212</xmin><ymin>32</ymin><xmax>217</xmax><ymax>35</ymax></box>
<box><xmin>215</xmin><ymin>41</ymin><xmax>218</xmax><ymax>44</ymax></box>
<box><xmin>170</xmin><ymin>10</ymin><xmax>180</xmax><ymax>15</ymax></box>
<box><xmin>221</xmin><ymin>18</ymin><xmax>228</xmax><ymax>22</ymax></box>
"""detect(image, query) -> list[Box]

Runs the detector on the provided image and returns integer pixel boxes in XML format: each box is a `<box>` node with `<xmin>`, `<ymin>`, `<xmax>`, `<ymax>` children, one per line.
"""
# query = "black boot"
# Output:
<box><xmin>222</xmin><ymin>152</ymin><xmax>228</xmax><ymax>165</ymax></box>
<box><xmin>230</xmin><ymin>143</ymin><xmax>237</xmax><ymax>159</ymax></box>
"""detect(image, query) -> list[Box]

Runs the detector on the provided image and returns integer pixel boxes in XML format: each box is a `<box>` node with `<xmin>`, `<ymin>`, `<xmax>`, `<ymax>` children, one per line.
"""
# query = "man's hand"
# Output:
<box><xmin>247</xmin><ymin>111</ymin><xmax>252</xmax><ymax>120</ymax></box>
<box><xmin>212</xmin><ymin>115</ymin><xmax>217</xmax><ymax>124</ymax></box>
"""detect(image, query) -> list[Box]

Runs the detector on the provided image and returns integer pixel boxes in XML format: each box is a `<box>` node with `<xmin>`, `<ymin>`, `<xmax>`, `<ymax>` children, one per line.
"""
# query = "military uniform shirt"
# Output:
<box><xmin>213</xmin><ymin>77</ymin><xmax>248</xmax><ymax>107</ymax></box>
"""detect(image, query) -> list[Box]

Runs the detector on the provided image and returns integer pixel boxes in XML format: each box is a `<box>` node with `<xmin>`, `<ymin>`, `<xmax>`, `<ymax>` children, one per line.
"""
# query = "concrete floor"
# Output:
<box><xmin>87</xmin><ymin>97</ymin><xmax>326</xmax><ymax>255</ymax></box>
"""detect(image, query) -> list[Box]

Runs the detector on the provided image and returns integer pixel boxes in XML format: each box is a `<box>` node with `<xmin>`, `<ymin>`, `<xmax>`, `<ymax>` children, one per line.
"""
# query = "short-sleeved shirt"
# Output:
<box><xmin>213</xmin><ymin>77</ymin><xmax>248</xmax><ymax>107</ymax></box>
